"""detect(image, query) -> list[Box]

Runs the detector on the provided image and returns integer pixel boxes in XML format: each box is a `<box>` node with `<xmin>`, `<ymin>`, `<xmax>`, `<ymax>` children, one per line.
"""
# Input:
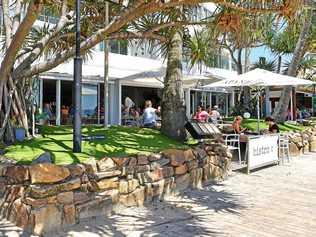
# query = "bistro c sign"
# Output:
<box><xmin>247</xmin><ymin>135</ymin><xmax>279</xmax><ymax>171</ymax></box>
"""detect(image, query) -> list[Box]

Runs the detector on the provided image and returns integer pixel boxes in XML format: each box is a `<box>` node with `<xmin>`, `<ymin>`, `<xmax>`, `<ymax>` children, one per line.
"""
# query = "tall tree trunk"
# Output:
<box><xmin>161</xmin><ymin>27</ymin><xmax>187</xmax><ymax>141</ymax></box>
<box><xmin>273</xmin><ymin>9</ymin><xmax>313</xmax><ymax>122</ymax></box>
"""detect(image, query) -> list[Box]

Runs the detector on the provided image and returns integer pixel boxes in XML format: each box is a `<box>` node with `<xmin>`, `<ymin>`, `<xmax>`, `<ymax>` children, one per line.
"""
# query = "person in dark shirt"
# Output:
<box><xmin>265</xmin><ymin>116</ymin><xmax>280</xmax><ymax>133</ymax></box>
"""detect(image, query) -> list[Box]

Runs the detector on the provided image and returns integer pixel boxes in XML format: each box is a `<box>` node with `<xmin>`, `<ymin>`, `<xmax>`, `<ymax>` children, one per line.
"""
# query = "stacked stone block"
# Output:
<box><xmin>0</xmin><ymin>143</ymin><xmax>231</xmax><ymax>235</ymax></box>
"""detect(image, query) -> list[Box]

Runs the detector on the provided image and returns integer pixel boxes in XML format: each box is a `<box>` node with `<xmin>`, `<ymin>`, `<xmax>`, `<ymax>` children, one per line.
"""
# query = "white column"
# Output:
<box><xmin>207</xmin><ymin>92</ymin><xmax>212</xmax><ymax>108</ymax></box>
<box><xmin>185</xmin><ymin>89</ymin><xmax>191</xmax><ymax>119</ymax></box>
<box><xmin>230</xmin><ymin>91</ymin><xmax>235</xmax><ymax>108</ymax></box>
<box><xmin>97</xmin><ymin>83</ymin><xmax>100</xmax><ymax>124</ymax></box>
<box><xmin>39</xmin><ymin>79</ymin><xmax>43</xmax><ymax>113</ymax></box>
<box><xmin>225</xmin><ymin>93</ymin><xmax>229</xmax><ymax>116</ymax></box>
<box><xmin>290</xmin><ymin>90</ymin><xmax>294</xmax><ymax>121</ymax></box>
<box><xmin>56</xmin><ymin>80</ymin><xmax>61</xmax><ymax>125</ymax></box>
<box><xmin>228</xmin><ymin>55</ymin><xmax>233</xmax><ymax>71</ymax></box>
<box><xmin>118</xmin><ymin>80</ymin><xmax>122</xmax><ymax>125</ymax></box>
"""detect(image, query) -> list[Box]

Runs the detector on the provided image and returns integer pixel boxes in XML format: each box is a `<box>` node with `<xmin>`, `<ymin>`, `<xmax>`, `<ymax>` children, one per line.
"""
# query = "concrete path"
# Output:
<box><xmin>1</xmin><ymin>153</ymin><xmax>316</xmax><ymax>237</ymax></box>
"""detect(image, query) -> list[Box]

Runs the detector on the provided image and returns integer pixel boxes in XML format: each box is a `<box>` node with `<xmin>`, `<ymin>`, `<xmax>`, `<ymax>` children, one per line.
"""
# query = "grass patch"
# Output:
<box><xmin>4</xmin><ymin>125</ymin><xmax>188</xmax><ymax>165</ymax></box>
<box><xmin>224</xmin><ymin>117</ymin><xmax>309</xmax><ymax>132</ymax></box>
<box><xmin>240</xmin><ymin>118</ymin><xmax>308</xmax><ymax>132</ymax></box>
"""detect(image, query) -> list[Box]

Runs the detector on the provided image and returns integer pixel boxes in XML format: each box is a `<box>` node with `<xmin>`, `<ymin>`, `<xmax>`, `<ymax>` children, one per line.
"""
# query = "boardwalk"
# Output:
<box><xmin>1</xmin><ymin>153</ymin><xmax>316</xmax><ymax>237</ymax></box>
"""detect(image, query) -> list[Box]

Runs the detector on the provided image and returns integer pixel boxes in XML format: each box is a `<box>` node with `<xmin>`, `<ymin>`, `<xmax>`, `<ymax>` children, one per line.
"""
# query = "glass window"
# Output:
<box><xmin>82</xmin><ymin>84</ymin><xmax>98</xmax><ymax>123</ymax></box>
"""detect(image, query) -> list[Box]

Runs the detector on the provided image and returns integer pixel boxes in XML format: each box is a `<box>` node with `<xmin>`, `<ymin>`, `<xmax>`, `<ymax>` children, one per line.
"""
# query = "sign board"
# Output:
<box><xmin>247</xmin><ymin>135</ymin><xmax>279</xmax><ymax>172</ymax></box>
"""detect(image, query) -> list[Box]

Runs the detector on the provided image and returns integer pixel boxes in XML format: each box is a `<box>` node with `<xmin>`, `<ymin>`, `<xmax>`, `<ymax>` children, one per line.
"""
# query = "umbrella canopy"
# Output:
<box><xmin>203</xmin><ymin>68</ymin><xmax>314</xmax><ymax>88</ymax></box>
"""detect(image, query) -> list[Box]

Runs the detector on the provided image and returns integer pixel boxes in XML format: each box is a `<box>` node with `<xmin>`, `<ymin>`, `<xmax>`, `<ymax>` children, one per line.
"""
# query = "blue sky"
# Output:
<box><xmin>250</xmin><ymin>46</ymin><xmax>291</xmax><ymax>64</ymax></box>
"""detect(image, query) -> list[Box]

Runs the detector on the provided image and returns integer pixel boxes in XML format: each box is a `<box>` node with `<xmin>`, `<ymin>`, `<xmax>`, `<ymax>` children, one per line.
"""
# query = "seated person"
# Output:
<box><xmin>127</xmin><ymin>107</ymin><xmax>140</xmax><ymax>126</ymax></box>
<box><xmin>265</xmin><ymin>116</ymin><xmax>280</xmax><ymax>133</ymax></box>
<box><xmin>193</xmin><ymin>106</ymin><xmax>208</xmax><ymax>122</ymax></box>
<box><xmin>142</xmin><ymin>100</ymin><xmax>157</xmax><ymax>128</ymax></box>
<box><xmin>232</xmin><ymin>116</ymin><xmax>246</xmax><ymax>134</ymax></box>
<box><xmin>209</xmin><ymin>105</ymin><xmax>221</xmax><ymax>125</ymax></box>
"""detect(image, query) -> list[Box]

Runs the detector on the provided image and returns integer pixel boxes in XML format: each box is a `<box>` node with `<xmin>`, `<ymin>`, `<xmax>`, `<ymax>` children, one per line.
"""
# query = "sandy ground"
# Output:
<box><xmin>1</xmin><ymin>153</ymin><xmax>316</xmax><ymax>237</ymax></box>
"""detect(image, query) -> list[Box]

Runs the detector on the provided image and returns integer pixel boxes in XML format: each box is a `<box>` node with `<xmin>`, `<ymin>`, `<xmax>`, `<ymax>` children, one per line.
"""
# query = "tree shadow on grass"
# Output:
<box><xmin>5</xmin><ymin>126</ymin><xmax>187</xmax><ymax>165</ymax></box>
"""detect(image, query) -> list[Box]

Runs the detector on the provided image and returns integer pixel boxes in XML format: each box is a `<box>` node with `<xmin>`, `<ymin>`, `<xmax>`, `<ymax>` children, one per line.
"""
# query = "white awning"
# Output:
<box><xmin>203</xmin><ymin>68</ymin><xmax>314</xmax><ymax>88</ymax></box>
<box><xmin>46</xmin><ymin>51</ymin><xmax>165</xmax><ymax>80</ymax></box>
<box><xmin>40</xmin><ymin>51</ymin><xmax>237</xmax><ymax>91</ymax></box>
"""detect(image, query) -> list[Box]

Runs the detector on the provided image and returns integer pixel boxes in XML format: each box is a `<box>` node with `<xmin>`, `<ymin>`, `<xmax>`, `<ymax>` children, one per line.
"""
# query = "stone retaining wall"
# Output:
<box><xmin>0</xmin><ymin>142</ymin><xmax>232</xmax><ymax>235</ymax></box>
<box><xmin>288</xmin><ymin>126</ymin><xmax>316</xmax><ymax>157</ymax></box>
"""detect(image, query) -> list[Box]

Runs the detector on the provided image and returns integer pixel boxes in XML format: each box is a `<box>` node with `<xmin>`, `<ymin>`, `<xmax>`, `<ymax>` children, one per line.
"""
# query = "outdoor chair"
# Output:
<box><xmin>279</xmin><ymin>134</ymin><xmax>290</xmax><ymax>164</ymax></box>
<box><xmin>223</xmin><ymin>134</ymin><xmax>242</xmax><ymax>165</ymax></box>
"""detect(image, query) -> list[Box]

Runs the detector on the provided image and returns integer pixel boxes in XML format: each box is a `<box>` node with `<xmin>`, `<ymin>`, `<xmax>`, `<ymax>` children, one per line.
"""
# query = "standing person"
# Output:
<box><xmin>43</xmin><ymin>103</ymin><xmax>53</xmax><ymax>125</ymax></box>
<box><xmin>209</xmin><ymin>105</ymin><xmax>221</xmax><ymax>125</ymax></box>
<box><xmin>61</xmin><ymin>105</ymin><xmax>69</xmax><ymax>124</ymax></box>
<box><xmin>193</xmin><ymin>106</ymin><xmax>208</xmax><ymax>122</ymax></box>
<box><xmin>142</xmin><ymin>100</ymin><xmax>157</xmax><ymax>128</ymax></box>
<box><xmin>265</xmin><ymin>116</ymin><xmax>280</xmax><ymax>133</ymax></box>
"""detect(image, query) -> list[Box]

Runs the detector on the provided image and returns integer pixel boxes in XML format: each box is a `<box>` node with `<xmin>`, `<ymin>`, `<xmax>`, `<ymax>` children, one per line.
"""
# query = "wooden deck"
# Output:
<box><xmin>1</xmin><ymin>153</ymin><xmax>316</xmax><ymax>237</ymax></box>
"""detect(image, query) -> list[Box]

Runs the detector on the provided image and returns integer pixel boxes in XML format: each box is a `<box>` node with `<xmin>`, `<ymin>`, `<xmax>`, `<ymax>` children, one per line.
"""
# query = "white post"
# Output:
<box><xmin>56</xmin><ymin>80</ymin><xmax>61</xmax><ymax>125</ymax></box>
<box><xmin>225</xmin><ymin>93</ymin><xmax>229</xmax><ymax>116</ymax></box>
<box><xmin>185</xmin><ymin>89</ymin><xmax>191</xmax><ymax>119</ymax></box>
<box><xmin>118</xmin><ymin>80</ymin><xmax>122</xmax><ymax>125</ymax></box>
<box><xmin>257</xmin><ymin>92</ymin><xmax>260</xmax><ymax>133</ymax></box>
<box><xmin>192</xmin><ymin>92</ymin><xmax>195</xmax><ymax>113</ymax></box>
<box><xmin>208</xmin><ymin>91</ymin><xmax>212</xmax><ymax>107</ymax></box>
<box><xmin>97</xmin><ymin>83</ymin><xmax>100</xmax><ymax>124</ymax></box>
<box><xmin>290</xmin><ymin>89</ymin><xmax>294</xmax><ymax>121</ymax></box>
<box><xmin>228</xmin><ymin>55</ymin><xmax>233</xmax><ymax>71</ymax></box>
<box><xmin>230</xmin><ymin>91</ymin><xmax>235</xmax><ymax>108</ymax></box>
<box><xmin>265</xmin><ymin>87</ymin><xmax>271</xmax><ymax>116</ymax></box>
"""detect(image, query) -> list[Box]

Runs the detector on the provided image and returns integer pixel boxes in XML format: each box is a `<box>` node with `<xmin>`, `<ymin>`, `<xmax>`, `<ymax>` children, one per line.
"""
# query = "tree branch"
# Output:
<box><xmin>12</xmin><ymin>0</ymin><xmax>23</xmax><ymax>35</ymax></box>
<box><xmin>0</xmin><ymin>0</ymin><xmax>44</xmax><ymax>82</ymax></box>
<box><xmin>1</xmin><ymin>0</ymin><xmax>12</xmax><ymax>48</ymax></box>
<box><xmin>17</xmin><ymin>0</ymin><xmax>288</xmax><ymax>79</ymax></box>
<box><xmin>13</xmin><ymin>0</ymin><xmax>73</xmax><ymax>78</ymax></box>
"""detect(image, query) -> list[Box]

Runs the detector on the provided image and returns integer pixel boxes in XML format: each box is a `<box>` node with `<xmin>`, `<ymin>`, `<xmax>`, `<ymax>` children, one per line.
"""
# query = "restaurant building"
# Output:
<box><xmin>38</xmin><ymin>50</ymin><xmax>237</xmax><ymax>126</ymax></box>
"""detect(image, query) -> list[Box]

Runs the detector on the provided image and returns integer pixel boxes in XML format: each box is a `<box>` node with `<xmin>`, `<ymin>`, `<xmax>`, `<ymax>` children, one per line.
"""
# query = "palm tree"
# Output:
<box><xmin>251</xmin><ymin>57</ymin><xmax>277</xmax><ymax>72</ymax></box>
<box><xmin>272</xmin><ymin>6</ymin><xmax>314</xmax><ymax>122</ymax></box>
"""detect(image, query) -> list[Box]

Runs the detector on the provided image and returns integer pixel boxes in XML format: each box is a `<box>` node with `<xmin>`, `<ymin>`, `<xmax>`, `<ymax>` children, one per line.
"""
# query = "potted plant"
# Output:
<box><xmin>11</xmin><ymin>117</ymin><xmax>26</xmax><ymax>142</ymax></box>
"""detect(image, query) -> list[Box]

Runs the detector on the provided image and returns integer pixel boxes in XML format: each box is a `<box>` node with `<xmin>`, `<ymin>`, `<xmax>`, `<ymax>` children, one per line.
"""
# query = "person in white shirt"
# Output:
<box><xmin>142</xmin><ymin>100</ymin><xmax>157</xmax><ymax>128</ymax></box>
<box><xmin>209</xmin><ymin>105</ymin><xmax>221</xmax><ymax>125</ymax></box>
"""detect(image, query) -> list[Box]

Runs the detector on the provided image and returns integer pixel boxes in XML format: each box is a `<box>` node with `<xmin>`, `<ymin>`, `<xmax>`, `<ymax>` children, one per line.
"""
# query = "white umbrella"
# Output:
<box><xmin>203</xmin><ymin>68</ymin><xmax>313</xmax><ymax>88</ymax></box>
<box><xmin>203</xmin><ymin>68</ymin><xmax>315</xmax><ymax>133</ymax></box>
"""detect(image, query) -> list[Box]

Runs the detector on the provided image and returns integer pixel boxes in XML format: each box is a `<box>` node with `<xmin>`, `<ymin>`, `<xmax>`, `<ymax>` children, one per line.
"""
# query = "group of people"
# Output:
<box><xmin>232</xmin><ymin>115</ymin><xmax>279</xmax><ymax>134</ymax></box>
<box><xmin>42</xmin><ymin>102</ymin><xmax>74</xmax><ymax>125</ymax></box>
<box><xmin>122</xmin><ymin>99</ymin><xmax>161</xmax><ymax>128</ymax></box>
<box><xmin>192</xmin><ymin>105</ymin><xmax>222</xmax><ymax>125</ymax></box>
<box><xmin>192</xmin><ymin>104</ymin><xmax>280</xmax><ymax>134</ymax></box>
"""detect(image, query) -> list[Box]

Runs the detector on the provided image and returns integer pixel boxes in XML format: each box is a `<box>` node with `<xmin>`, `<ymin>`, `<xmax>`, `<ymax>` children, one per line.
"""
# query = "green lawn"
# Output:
<box><xmin>240</xmin><ymin>118</ymin><xmax>309</xmax><ymax>132</ymax></box>
<box><xmin>4</xmin><ymin>126</ymin><xmax>187</xmax><ymax>165</ymax></box>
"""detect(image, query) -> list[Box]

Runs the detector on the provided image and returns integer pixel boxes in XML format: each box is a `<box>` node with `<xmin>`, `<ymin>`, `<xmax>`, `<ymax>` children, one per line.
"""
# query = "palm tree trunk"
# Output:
<box><xmin>161</xmin><ymin>27</ymin><xmax>187</xmax><ymax>141</ymax></box>
<box><xmin>273</xmin><ymin>9</ymin><xmax>313</xmax><ymax>122</ymax></box>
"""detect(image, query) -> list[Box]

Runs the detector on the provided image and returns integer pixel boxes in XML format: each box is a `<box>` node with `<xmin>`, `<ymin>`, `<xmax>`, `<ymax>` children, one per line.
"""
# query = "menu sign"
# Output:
<box><xmin>247</xmin><ymin>135</ymin><xmax>279</xmax><ymax>171</ymax></box>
